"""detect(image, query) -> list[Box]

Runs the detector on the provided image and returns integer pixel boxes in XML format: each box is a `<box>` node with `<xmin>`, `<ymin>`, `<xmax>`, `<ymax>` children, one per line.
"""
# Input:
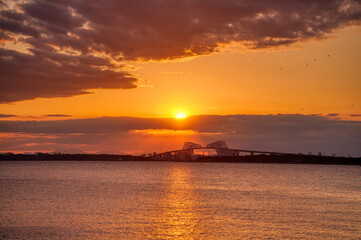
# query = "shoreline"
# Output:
<box><xmin>1</xmin><ymin>154</ymin><xmax>360</xmax><ymax>165</ymax></box>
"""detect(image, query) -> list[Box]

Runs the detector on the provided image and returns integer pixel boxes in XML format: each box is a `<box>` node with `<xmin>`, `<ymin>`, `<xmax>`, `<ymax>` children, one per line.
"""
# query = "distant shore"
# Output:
<box><xmin>0</xmin><ymin>153</ymin><xmax>360</xmax><ymax>165</ymax></box>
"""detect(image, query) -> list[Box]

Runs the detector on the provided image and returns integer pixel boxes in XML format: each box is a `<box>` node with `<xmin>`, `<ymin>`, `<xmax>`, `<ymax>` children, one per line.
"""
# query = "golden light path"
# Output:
<box><xmin>157</xmin><ymin>165</ymin><xmax>201</xmax><ymax>239</ymax></box>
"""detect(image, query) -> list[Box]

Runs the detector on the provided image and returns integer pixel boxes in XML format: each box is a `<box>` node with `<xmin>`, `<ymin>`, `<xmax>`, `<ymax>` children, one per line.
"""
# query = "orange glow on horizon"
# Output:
<box><xmin>133</xmin><ymin>129</ymin><xmax>195</xmax><ymax>135</ymax></box>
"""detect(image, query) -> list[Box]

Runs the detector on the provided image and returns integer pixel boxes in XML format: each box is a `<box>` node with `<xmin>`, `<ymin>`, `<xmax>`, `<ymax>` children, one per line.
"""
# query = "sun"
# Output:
<box><xmin>175</xmin><ymin>112</ymin><xmax>186</xmax><ymax>119</ymax></box>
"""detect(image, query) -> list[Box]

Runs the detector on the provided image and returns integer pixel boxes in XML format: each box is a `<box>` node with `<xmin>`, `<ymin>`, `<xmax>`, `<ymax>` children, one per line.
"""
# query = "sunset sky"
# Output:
<box><xmin>0</xmin><ymin>0</ymin><xmax>360</xmax><ymax>156</ymax></box>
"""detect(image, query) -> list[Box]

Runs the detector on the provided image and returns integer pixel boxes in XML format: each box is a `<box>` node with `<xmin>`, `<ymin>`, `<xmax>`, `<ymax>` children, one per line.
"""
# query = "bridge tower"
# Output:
<box><xmin>182</xmin><ymin>142</ymin><xmax>201</xmax><ymax>155</ymax></box>
<box><xmin>206</xmin><ymin>141</ymin><xmax>228</xmax><ymax>149</ymax></box>
<box><xmin>183</xmin><ymin>142</ymin><xmax>202</xmax><ymax>150</ymax></box>
<box><xmin>206</xmin><ymin>141</ymin><xmax>238</xmax><ymax>156</ymax></box>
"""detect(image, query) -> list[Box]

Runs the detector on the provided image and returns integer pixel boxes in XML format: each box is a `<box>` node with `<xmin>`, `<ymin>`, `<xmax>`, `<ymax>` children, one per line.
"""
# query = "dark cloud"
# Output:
<box><xmin>0</xmin><ymin>48</ymin><xmax>136</xmax><ymax>103</ymax></box>
<box><xmin>0</xmin><ymin>1</ymin><xmax>137</xmax><ymax>103</ymax></box>
<box><xmin>0</xmin><ymin>19</ymin><xmax>38</xmax><ymax>37</ymax></box>
<box><xmin>22</xmin><ymin>0</ymin><xmax>84</xmax><ymax>34</ymax></box>
<box><xmin>0</xmin><ymin>116</ymin><xmax>173</xmax><ymax>133</ymax></box>
<box><xmin>1</xmin><ymin>114</ymin><xmax>360</xmax><ymax>135</ymax></box>
<box><xmin>1</xmin><ymin>0</ymin><xmax>360</xmax><ymax>102</ymax></box>
<box><xmin>0</xmin><ymin>113</ymin><xmax>17</xmax><ymax>118</ymax></box>
<box><xmin>0</xmin><ymin>114</ymin><xmax>360</xmax><ymax>156</ymax></box>
<box><xmin>45</xmin><ymin>114</ymin><xmax>72</xmax><ymax>117</ymax></box>
<box><xmin>58</xmin><ymin>0</ymin><xmax>361</xmax><ymax>60</ymax></box>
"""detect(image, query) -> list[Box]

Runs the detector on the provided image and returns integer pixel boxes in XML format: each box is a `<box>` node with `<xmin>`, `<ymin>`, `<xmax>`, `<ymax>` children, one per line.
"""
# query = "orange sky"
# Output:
<box><xmin>1</xmin><ymin>27</ymin><xmax>360</xmax><ymax>120</ymax></box>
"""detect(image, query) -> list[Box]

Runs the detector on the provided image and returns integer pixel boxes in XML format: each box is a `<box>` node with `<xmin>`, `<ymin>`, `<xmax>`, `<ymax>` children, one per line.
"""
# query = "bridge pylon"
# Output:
<box><xmin>206</xmin><ymin>141</ymin><xmax>228</xmax><ymax>149</ymax></box>
<box><xmin>183</xmin><ymin>142</ymin><xmax>201</xmax><ymax>150</ymax></box>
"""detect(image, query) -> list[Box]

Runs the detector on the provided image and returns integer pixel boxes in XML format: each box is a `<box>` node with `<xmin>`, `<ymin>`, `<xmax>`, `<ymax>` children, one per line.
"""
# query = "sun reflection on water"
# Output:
<box><xmin>157</xmin><ymin>166</ymin><xmax>200</xmax><ymax>239</ymax></box>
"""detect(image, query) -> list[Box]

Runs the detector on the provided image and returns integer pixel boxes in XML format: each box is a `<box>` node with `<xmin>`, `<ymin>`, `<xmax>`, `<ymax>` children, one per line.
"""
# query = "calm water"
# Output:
<box><xmin>0</xmin><ymin>161</ymin><xmax>360</xmax><ymax>239</ymax></box>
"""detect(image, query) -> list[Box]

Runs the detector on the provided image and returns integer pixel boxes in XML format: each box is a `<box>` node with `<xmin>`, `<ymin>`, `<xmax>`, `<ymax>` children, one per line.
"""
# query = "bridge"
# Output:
<box><xmin>152</xmin><ymin>141</ymin><xmax>294</xmax><ymax>161</ymax></box>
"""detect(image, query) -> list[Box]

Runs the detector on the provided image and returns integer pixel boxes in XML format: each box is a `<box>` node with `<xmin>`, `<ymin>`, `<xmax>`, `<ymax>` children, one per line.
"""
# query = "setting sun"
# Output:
<box><xmin>175</xmin><ymin>113</ymin><xmax>186</xmax><ymax>119</ymax></box>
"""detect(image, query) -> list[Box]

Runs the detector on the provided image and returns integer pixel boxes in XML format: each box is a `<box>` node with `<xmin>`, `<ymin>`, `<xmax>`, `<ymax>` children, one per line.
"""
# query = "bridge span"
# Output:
<box><xmin>152</xmin><ymin>141</ymin><xmax>295</xmax><ymax>161</ymax></box>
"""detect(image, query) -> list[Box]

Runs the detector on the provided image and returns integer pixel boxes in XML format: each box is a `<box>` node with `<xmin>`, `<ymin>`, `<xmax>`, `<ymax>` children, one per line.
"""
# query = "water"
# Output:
<box><xmin>0</xmin><ymin>161</ymin><xmax>360</xmax><ymax>239</ymax></box>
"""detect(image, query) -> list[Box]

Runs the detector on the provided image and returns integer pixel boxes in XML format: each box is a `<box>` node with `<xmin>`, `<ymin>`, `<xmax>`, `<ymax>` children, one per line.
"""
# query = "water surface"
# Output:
<box><xmin>0</xmin><ymin>161</ymin><xmax>360</xmax><ymax>239</ymax></box>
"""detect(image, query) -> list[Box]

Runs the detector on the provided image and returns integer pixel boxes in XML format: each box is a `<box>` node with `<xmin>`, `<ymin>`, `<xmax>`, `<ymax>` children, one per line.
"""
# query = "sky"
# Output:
<box><xmin>0</xmin><ymin>0</ymin><xmax>360</xmax><ymax>156</ymax></box>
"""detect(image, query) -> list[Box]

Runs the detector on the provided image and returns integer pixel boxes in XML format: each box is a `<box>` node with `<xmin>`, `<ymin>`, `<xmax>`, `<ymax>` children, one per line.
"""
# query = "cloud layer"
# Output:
<box><xmin>1</xmin><ymin>114</ymin><xmax>360</xmax><ymax>156</ymax></box>
<box><xmin>1</xmin><ymin>0</ymin><xmax>361</xmax><ymax>102</ymax></box>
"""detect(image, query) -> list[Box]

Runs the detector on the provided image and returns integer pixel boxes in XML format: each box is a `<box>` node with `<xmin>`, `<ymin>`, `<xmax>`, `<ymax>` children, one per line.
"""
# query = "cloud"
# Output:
<box><xmin>0</xmin><ymin>1</ymin><xmax>137</xmax><ymax>103</ymax></box>
<box><xmin>0</xmin><ymin>47</ymin><xmax>137</xmax><ymax>103</ymax></box>
<box><xmin>0</xmin><ymin>113</ymin><xmax>17</xmax><ymax>118</ymax></box>
<box><xmin>45</xmin><ymin>114</ymin><xmax>72</xmax><ymax>117</ymax></box>
<box><xmin>50</xmin><ymin>0</ymin><xmax>361</xmax><ymax>60</ymax></box>
<box><xmin>1</xmin><ymin>0</ymin><xmax>360</xmax><ymax>102</ymax></box>
<box><xmin>0</xmin><ymin>114</ymin><xmax>360</xmax><ymax>156</ymax></box>
<box><xmin>0</xmin><ymin>116</ymin><xmax>174</xmax><ymax>133</ymax></box>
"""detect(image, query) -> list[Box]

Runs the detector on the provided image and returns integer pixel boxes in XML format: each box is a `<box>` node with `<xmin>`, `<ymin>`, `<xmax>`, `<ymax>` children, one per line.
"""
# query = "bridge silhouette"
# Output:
<box><xmin>152</xmin><ymin>141</ymin><xmax>293</xmax><ymax>161</ymax></box>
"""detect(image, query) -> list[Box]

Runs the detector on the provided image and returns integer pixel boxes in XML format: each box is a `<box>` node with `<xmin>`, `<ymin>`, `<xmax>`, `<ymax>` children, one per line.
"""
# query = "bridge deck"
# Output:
<box><xmin>155</xmin><ymin>147</ymin><xmax>297</xmax><ymax>157</ymax></box>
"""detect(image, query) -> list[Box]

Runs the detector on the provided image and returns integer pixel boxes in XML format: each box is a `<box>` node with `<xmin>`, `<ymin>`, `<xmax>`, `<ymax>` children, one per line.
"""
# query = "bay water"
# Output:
<box><xmin>0</xmin><ymin>161</ymin><xmax>360</xmax><ymax>239</ymax></box>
